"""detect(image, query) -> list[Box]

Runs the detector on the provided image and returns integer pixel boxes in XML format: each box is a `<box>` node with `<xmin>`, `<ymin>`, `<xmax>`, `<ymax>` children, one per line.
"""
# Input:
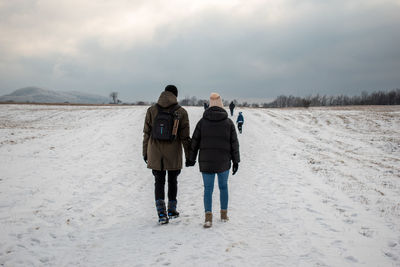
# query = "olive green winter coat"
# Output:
<box><xmin>142</xmin><ymin>91</ymin><xmax>191</xmax><ymax>171</ymax></box>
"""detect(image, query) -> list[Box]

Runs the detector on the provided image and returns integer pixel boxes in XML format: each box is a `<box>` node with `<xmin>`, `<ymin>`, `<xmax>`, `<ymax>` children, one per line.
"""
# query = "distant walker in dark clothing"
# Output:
<box><xmin>229</xmin><ymin>101</ymin><xmax>235</xmax><ymax>116</ymax></box>
<box><xmin>236</xmin><ymin>112</ymin><xmax>244</xmax><ymax>134</ymax></box>
<box><xmin>203</xmin><ymin>102</ymin><xmax>209</xmax><ymax>110</ymax></box>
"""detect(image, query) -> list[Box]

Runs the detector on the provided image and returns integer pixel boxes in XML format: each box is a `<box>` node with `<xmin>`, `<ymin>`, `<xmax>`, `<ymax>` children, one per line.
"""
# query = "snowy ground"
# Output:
<box><xmin>0</xmin><ymin>104</ymin><xmax>399</xmax><ymax>266</ymax></box>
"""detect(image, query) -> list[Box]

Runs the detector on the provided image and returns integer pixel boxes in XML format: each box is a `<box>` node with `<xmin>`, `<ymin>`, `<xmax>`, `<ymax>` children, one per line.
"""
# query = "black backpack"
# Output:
<box><xmin>151</xmin><ymin>104</ymin><xmax>181</xmax><ymax>141</ymax></box>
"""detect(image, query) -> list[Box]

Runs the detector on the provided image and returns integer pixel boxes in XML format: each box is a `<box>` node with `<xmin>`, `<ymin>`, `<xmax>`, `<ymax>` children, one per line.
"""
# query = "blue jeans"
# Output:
<box><xmin>202</xmin><ymin>170</ymin><xmax>229</xmax><ymax>212</ymax></box>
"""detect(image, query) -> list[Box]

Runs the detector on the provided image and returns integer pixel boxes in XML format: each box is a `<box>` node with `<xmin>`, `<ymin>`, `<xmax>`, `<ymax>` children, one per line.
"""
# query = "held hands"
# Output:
<box><xmin>232</xmin><ymin>163</ymin><xmax>239</xmax><ymax>175</ymax></box>
<box><xmin>185</xmin><ymin>159</ymin><xmax>196</xmax><ymax>167</ymax></box>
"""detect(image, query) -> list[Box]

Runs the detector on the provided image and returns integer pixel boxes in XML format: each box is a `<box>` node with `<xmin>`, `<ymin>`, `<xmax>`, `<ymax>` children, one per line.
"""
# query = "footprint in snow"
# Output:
<box><xmin>156</xmin><ymin>256</ymin><xmax>170</xmax><ymax>265</ymax></box>
<box><xmin>336</xmin><ymin>208</ymin><xmax>346</xmax><ymax>213</ymax></box>
<box><xmin>345</xmin><ymin>256</ymin><xmax>358</xmax><ymax>263</ymax></box>
<box><xmin>40</xmin><ymin>257</ymin><xmax>50</xmax><ymax>263</ymax></box>
<box><xmin>384</xmin><ymin>251</ymin><xmax>398</xmax><ymax>261</ymax></box>
<box><xmin>359</xmin><ymin>227</ymin><xmax>374</xmax><ymax>238</ymax></box>
<box><xmin>31</xmin><ymin>238</ymin><xmax>40</xmax><ymax>244</ymax></box>
<box><xmin>305</xmin><ymin>207</ymin><xmax>320</xmax><ymax>214</ymax></box>
<box><xmin>330</xmin><ymin>240</ymin><xmax>343</xmax><ymax>246</ymax></box>
<box><xmin>343</xmin><ymin>218</ymin><xmax>354</xmax><ymax>224</ymax></box>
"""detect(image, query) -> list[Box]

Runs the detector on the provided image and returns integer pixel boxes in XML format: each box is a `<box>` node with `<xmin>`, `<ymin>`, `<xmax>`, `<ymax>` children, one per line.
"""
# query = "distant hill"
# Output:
<box><xmin>0</xmin><ymin>87</ymin><xmax>109</xmax><ymax>104</ymax></box>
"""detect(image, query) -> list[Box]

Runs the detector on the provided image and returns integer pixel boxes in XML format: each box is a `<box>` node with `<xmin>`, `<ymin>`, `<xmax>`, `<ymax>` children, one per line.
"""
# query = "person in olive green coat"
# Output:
<box><xmin>142</xmin><ymin>85</ymin><xmax>191</xmax><ymax>224</ymax></box>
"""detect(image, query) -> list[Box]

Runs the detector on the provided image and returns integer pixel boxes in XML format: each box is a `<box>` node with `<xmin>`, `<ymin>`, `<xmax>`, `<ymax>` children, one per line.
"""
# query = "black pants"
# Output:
<box><xmin>238</xmin><ymin>122</ymin><xmax>243</xmax><ymax>133</ymax></box>
<box><xmin>153</xmin><ymin>170</ymin><xmax>180</xmax><ymax>201</ymax></box>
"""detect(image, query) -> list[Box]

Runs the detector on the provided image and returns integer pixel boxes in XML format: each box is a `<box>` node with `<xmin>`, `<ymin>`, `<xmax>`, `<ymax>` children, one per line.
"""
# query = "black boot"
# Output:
<box><xmin>168</xmin><ymin>200</ymin><xmax>180</xmax><ymax>219</ymax></box>
<box><xmin>156</xmin><ymin>199</ymin><xmax>169</xmax><ymax>224</ymax></box>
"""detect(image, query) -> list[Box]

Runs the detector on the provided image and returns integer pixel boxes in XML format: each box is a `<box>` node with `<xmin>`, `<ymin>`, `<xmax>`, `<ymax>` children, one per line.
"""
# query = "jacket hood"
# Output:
<box><xmin>203</xmin><ymin>106</ymin><xmax>228</xmax><ymax>121</ymax></box>
<box><xmin>157</xmin><ymin>91</ymin><xmax>178</xmax><ymax>108</ymax></box>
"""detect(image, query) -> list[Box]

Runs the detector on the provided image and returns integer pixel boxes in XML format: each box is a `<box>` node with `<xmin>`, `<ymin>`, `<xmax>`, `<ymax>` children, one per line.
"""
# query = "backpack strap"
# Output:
<box><xmin>170</xmin><ymin>104</ymin><xmax>181</xmax><ymax>114</ymax></box>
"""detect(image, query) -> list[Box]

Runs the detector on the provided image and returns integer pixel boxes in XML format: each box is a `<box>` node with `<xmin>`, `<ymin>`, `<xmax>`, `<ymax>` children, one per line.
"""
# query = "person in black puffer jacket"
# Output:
<box><xmin>187</xmin><ymin>93</ymin><xmax>240</xmax><ymax>228</ymax></box>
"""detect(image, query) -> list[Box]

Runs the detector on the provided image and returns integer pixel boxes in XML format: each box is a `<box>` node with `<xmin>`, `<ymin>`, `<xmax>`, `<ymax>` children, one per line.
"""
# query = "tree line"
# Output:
<box><xmin>264</xmin><ymin>89</ymin><xmax>400</xmax><ymax>108</ymax></box>
<box><xmin>117</xmin><ymin>89</ymin><xmax>400</xmax><ymax>108</ymax></box>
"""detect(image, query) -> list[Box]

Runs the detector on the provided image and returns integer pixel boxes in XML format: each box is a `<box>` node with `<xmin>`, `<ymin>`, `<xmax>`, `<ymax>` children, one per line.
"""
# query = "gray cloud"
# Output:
<box><xmin>1</xmin><ymin>0</ymin><xmax>399</xmax><ymax>102</ymax></box>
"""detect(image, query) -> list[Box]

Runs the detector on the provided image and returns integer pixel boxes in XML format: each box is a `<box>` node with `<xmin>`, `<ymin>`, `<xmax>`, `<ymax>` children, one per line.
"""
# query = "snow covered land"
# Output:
<box><xmin>0</xmin><ymin>104</ymin><xmax>399</xmax><ymax>266</ymax></box>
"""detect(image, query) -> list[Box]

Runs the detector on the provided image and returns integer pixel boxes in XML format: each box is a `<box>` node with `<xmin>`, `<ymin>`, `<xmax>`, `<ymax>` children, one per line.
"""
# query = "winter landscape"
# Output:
<box><xmin>0</xmin><ymin>104</ymin><xmax>399</xmax><ymax>266</ymax></box>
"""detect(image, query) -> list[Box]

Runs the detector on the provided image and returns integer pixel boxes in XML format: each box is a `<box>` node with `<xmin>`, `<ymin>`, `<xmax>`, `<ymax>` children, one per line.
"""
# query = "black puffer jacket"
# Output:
<box><xmin>189</xmin><ymin>106</ymin><xmax>240</xmax><ymax>173</ymax></box>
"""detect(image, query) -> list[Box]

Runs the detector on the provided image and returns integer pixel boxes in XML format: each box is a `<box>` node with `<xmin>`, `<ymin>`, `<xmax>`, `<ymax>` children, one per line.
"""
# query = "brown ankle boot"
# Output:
<box><xmin>204</xmin><ymin>212</ymin><xmax>212</xmax><ymax>228</ymax></box>
<box><xmin>221</xmin><ymin>210</ymin><xmax>229</xmax><ymax>222</ymax></box>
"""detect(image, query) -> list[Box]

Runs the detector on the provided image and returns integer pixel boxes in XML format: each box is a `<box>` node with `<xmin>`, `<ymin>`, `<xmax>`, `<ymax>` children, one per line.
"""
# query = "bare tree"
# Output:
<box><xmin>180</xmin><ymin>96</ymin><xmax>190</xmax><ymax>106</ymax></box>
<box><xmin>241</xmin><ymin>101</ymin><xmax>250</xmax><ymax>107</ymax></box>
<box><xmin>302</xmin><ymin>99</ymin><xmax>311</xmax><ymax>108</ymax></box>
<box><xmin>110</xmin><ymin>92</ymin><xmax>118</xmax><ymax>104</ymax></box>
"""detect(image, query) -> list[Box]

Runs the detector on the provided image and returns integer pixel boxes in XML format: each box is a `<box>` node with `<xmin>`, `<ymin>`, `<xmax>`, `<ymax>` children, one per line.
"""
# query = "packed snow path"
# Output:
<box><xmin>0</xmin><ymin>104</ymin><xmax>399</xmax><ymax>266</ymax></box>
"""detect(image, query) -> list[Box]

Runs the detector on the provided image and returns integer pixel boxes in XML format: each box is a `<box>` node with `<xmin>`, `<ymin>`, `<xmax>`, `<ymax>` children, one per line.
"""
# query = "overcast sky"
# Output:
<box><xmin>1</xmin><ymin>0</ymin><xmax>400</xmax><ymax>102</ymax></box>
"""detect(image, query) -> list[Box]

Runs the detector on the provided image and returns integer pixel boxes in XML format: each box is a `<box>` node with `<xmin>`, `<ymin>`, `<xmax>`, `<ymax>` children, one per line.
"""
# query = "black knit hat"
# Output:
<box><xmin>165</xmin><ymin>85</ymin><xmax>178</xmax><ymax>97</ymax></box>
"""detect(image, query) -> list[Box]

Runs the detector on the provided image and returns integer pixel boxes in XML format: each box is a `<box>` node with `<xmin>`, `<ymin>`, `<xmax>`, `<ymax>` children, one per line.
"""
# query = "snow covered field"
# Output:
<box><xmin>0</xmin><ymin>104</ymin><xmax>399</xmax><ymax>266</ymax></box>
